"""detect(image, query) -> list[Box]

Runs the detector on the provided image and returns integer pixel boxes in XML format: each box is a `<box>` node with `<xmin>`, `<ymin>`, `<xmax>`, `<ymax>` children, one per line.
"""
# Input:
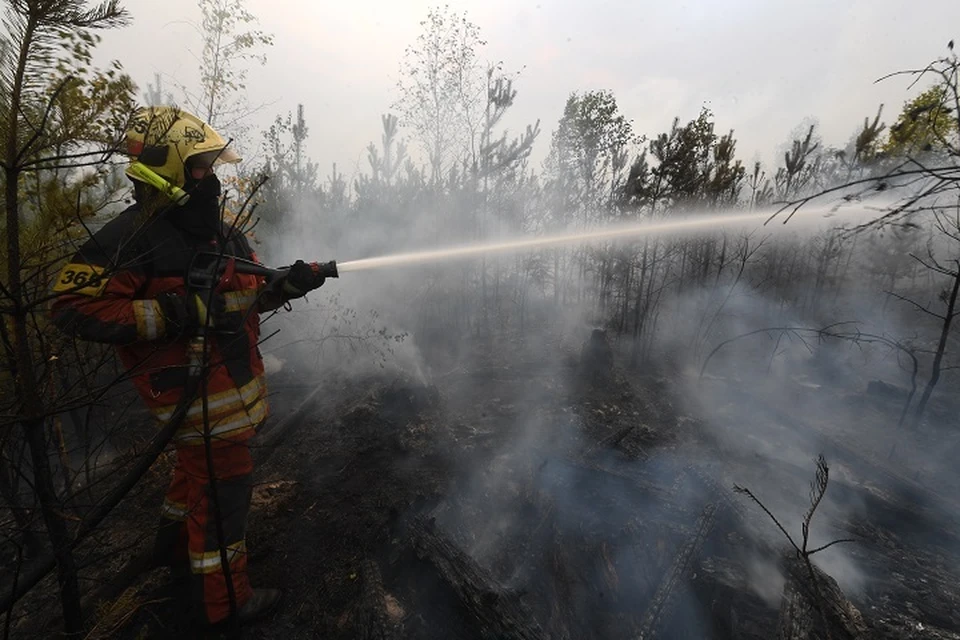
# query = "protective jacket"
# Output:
<box><xmin>50</xmin><ymin>203</ymin><xmax>270</xmax><ymax>446</ymax></box>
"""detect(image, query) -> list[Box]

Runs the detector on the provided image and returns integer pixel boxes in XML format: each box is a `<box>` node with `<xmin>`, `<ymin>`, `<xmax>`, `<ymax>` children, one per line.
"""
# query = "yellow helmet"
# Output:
<box><xmin>123</xmin><ymin>106</ymin><xmax>241</xmax><ymax>201</ymax></box>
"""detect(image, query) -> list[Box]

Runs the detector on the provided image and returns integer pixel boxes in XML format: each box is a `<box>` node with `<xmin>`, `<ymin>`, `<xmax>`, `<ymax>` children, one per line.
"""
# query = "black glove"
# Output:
<box><xmin>156</xmin><ymin>290</ymin><xmax>228</xmax><ymax>335</ymax></box>
<box><xmin>281</xmin><ymin>260</ymin><xmax>326</xmax><ymax>299</ymax></box>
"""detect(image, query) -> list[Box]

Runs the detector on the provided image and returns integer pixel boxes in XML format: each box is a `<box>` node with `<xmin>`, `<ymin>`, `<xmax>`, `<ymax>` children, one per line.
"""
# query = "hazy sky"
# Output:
<box><xmin>93</xmin><ymin>0</ymin><xmax>960</xmax><ymax>184</ymax></box>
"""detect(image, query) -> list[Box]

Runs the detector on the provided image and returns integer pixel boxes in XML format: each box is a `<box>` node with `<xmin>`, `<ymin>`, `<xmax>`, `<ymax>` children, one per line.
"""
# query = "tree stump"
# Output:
<box><xmin>580</xmin><ymin>329</ymin><xmax>614</xmax><ymax>386</ymax></box>
<box><xmin>776</xmin><ymin>552</ymin><xmax>867</xmax><ymax>640</ymax></box>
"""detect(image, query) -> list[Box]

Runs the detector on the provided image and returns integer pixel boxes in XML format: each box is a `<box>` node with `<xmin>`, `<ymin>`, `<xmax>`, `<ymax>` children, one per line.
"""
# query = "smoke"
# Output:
<box><xmin>744</xmin><ymin>551</ymin><xmax>785</xmax><ymax>606</ymax></box>
<box><xmin>657</xmin><ymin>215</ymin><xmax>960</xmax><ymax>620</ymax></box>
<box><xmin>253</xmin><ymin>189</ymin><xmax>882</xmax><ymax>377</ymax></box>
<box><xmin>335</xmin><ymin>207</ymin><xmax>865</xmax><ymax>272</ymax></box>
<box><xmin>244</xmin><ymin>163</ymin><xmax>960</xmax><ymax>635</ymax></box>
<box><xmin>665</xmin><ymin>284</ymin><xmax>870</xmax><ymax>590</ymax></box>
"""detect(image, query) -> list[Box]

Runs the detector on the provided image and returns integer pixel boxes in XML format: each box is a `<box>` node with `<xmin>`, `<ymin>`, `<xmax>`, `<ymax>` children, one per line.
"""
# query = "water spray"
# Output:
<box><xmin>335</xmin><ymin>207</ymin><xmax>844</xmax><ymax>273</ymax></box>
<box><xmin>203</xmin><ymin>206</ymin><xmax>845</xmax><ymax>282</ymax></box>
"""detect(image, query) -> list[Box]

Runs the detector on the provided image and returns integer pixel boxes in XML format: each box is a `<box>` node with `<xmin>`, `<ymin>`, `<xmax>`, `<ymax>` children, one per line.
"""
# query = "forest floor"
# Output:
<box><xmin>8</xmin><ymin>328</ymin><xmax>960</xmax><ymax>639</ymax></box>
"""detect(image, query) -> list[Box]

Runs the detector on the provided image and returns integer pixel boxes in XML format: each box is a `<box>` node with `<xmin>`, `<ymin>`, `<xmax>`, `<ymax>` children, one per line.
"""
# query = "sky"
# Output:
<box><xmin>92</xmin><ymin>0</ymin><xmax>960</xmax><ymax>186</ymax></box>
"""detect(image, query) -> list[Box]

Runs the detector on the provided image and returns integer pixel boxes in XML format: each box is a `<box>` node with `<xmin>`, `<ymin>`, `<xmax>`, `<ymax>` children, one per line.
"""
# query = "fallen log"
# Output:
<box><xmin>636</xmin><ymin>500</ymin><xmax>720</xmax><ymax>638</ymax></box>
<box><xmin>401</xmin><ymin>514</ymin><xmax>546</xmax><ymax>640</ymax></box>
<box><xmin>356</xmin><ymin>558</ymin><xmax>402</xmax><ymax>640</ymax></box>
<box><xmin>634</xmin><ymin>460</ymin><xmax>760</xmax><ymax>639</ymax></box>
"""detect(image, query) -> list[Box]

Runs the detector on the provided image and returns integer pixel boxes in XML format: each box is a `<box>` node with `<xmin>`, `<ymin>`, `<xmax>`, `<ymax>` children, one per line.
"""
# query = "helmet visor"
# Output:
<box><xmin>190</xmin><ymin>143</ymin><xmax>242</xmax><ymax>165</ymax></box>
<box><xmin>186</xmin><ymin>148</ymin><xmax>242</xmax><ymax>179</ymax></box>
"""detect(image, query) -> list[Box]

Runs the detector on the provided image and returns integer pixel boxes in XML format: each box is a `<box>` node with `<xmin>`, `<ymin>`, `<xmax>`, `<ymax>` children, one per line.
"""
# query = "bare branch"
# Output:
<box><xmin>884</xmin><ymin>290</ymin><xmax>947</xmax><ymax>320</ymax></box>
<box><xmin>733</xmin><ymin>484</ymin><xmax>800</xmax><ymax>553</ymax></box>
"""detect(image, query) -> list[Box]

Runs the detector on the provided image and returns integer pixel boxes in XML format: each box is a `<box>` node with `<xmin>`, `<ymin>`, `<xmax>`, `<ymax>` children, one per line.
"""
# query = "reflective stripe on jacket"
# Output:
<box><xmin>50</xmin><ymin>204</ymin><xmax>270</xmax><ymax>442</ymax></box>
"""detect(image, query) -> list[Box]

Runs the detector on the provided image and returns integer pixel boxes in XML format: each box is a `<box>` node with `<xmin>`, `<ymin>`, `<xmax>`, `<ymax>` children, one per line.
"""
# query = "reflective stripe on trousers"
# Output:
<box><xmin>153</xmin><ymin>437</ymin><xmax>255</xmax><ymax>624</ymax></box>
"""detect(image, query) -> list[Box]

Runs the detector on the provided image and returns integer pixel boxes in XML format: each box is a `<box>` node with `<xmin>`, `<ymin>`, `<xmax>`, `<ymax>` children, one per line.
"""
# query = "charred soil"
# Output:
<box><xmin>9</xmin><ymin>330</ymin><xmax>960</xmax><ymax>639</ymax></box>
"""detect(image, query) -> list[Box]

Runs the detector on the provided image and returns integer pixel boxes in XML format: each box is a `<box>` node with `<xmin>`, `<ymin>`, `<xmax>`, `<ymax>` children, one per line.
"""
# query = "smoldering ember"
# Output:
<box><xmin>2</xmin><ymin>2</ymin><xmax>960</xmax><ymax>639</ymax></box>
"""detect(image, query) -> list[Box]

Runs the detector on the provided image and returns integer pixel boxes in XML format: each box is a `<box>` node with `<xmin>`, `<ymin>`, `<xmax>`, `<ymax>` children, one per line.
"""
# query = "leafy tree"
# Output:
<box><xmin>545</xmin><ymin>90</ymin><xmax>635</xmax><ymax>224</ymax></box>
<box><xmin>394</xmin><ymin>5</ymin><xmax>486</xmax><ymax>185</ymax></box>
<box><xmin>0</xmin><ymin>1</ymin><xmax>135</xmax><ymax>633</ymax></box>
<box><xmin>255</xmin><ymin>103</ymin><xmax>320</xmax><ymax>234</ymax></box>
<box><xmin>473</xmin><ymin>68</ymin><xmax>539</xmax><ymax>186</ymax></box>
<box><xmin>648</xmin><ymin>107</ymin><xmax>744</xmax><ymax>208</ymax></box>
<box><xmin>853</xmin><ymin>104</ymin><xmax>887</xmax><ymax>164</ymax></box>
<box><xmin>180</xmin><ymin>0</ymin><xmax>273</xmax><ymax>135</ymax></box>
<box><xmin>619</xmin><ymin>148</ymin><xmax>666</xmax><ymax>216</ymax></box>
<box><xmin>354</xmin><ymin>113</ymin><xmax>415</xmax><ymax>231</ymax></box>
<box><xmin>813</xmin><ymin>106</ymin><xmax>886</xmax><ymax>187</ymax></box>
<box><xmin>775</xmin><ymin>124</ymin><xmax>821</xmax><ymax>200</ymax></box>
<box><xmin>882</xmin><ymin>85</ymin><xmax>959</xmax><ymax>157</ymax></box>
<box><xmin>364</xmin><ymin>113</ymin><xmax>407</xmax><ymax>188</ymax></box>
<box><xmin>705</xmin><ymin>126</ymin><xmax>746</xmax><ymax>206</ymax></box>
<box><xmin>469</xmin><ymin>69</ymin><xmax>540</xmax><ymax>324</ymax></box>
<box><xmin>746</xmin><ymin>161</ymin><xmax>773</xmax><ymax>209</ymax></box>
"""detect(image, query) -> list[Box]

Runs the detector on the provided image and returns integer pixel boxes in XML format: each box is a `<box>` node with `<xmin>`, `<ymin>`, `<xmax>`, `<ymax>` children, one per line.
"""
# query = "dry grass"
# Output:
<box><xmin>83</xmin><ymin>586</ymin><xmax>168</xmax><ymax>640</ymax></box>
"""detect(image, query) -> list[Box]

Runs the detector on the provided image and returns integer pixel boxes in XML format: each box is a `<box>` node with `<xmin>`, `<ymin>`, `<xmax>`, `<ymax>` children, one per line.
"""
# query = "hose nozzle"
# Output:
<box><xmin>318</xmin><ymin>260</ymin><xmax>339</xmax><ymax>278</ymax></box>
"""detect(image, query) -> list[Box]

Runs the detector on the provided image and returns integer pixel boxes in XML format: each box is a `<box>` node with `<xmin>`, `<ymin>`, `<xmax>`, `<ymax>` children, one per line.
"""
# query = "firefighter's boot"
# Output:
<box><xmin>237</xmin><ymin>588</ymin><xmax>282</xmax><ymax>624</ymax></box>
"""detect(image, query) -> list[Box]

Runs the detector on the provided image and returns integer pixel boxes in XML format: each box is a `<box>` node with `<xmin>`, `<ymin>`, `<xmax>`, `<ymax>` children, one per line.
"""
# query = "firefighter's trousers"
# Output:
<box><xmin>153</xmin><ymin>437</ymin><xmax>254</xmax><ymax>624</ymax></box>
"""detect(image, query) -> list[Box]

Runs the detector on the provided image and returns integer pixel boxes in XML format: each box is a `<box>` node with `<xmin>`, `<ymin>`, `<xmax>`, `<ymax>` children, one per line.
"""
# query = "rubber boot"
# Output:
<box><xmin>237</xmin><ymin>588</ymin><xmax>282</xmax><ymax>624</ymax></box>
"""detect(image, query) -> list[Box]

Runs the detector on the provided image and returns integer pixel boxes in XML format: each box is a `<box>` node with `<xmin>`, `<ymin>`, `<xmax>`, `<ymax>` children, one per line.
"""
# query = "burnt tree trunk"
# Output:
<box><xmin>776</xmin><ymin>553</ymin><xmax>866</xmax><ymax>640</ymax></box>
<box><xmin>356</xmin><ymin>559</ymin><xmax>401</xmax><ymax>640</ymax></box>
<box><xmin>912</xmin><ymin>265</ymin><xmax>960</xmax><ymax>429</ymax></box>
<box><xmin>629</xmin><ymin>239</ymin><xmax>649</xmax><ymax>367</ymax></box>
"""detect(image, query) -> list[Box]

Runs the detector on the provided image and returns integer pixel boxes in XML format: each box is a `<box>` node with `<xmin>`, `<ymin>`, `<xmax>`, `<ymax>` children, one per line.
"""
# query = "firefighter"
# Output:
<box><xmin>50</xmin><ymin>106</ymin><xmax>326</xmax><ymax>627</ymax></box>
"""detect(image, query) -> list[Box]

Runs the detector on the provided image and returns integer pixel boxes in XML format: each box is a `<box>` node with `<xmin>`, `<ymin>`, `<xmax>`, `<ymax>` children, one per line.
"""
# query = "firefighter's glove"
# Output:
<box><xmin>281</xmin><ymin>260</ymin><xmax>325</xmax><ymax>299</ymax></box>
<box><xmin>156</xmin><ymin>290</ymin><xmax>229</xmax><ymax>335</ymax></box>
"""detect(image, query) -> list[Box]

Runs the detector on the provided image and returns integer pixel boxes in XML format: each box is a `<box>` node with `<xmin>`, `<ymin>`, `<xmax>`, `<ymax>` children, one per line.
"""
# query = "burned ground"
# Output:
<box><xmin>8</xmin><ymin>330</ymin><xmax>960</xmax><ymax>639</ymax></box>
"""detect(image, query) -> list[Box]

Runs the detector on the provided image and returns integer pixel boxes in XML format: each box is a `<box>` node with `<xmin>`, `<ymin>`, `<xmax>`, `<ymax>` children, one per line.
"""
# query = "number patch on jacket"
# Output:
<box><xmin>52</xmin><ymin>264</ymin><xmax>108</xmax><ymax>296</ymax></box>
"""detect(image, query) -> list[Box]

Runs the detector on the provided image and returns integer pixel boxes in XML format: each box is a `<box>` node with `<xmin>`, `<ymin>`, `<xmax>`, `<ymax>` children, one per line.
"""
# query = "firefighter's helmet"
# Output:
<box><xmin>123</xmin><ymin>106</ymin><xmax>241</xmax><ymax>203</ymax></box>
